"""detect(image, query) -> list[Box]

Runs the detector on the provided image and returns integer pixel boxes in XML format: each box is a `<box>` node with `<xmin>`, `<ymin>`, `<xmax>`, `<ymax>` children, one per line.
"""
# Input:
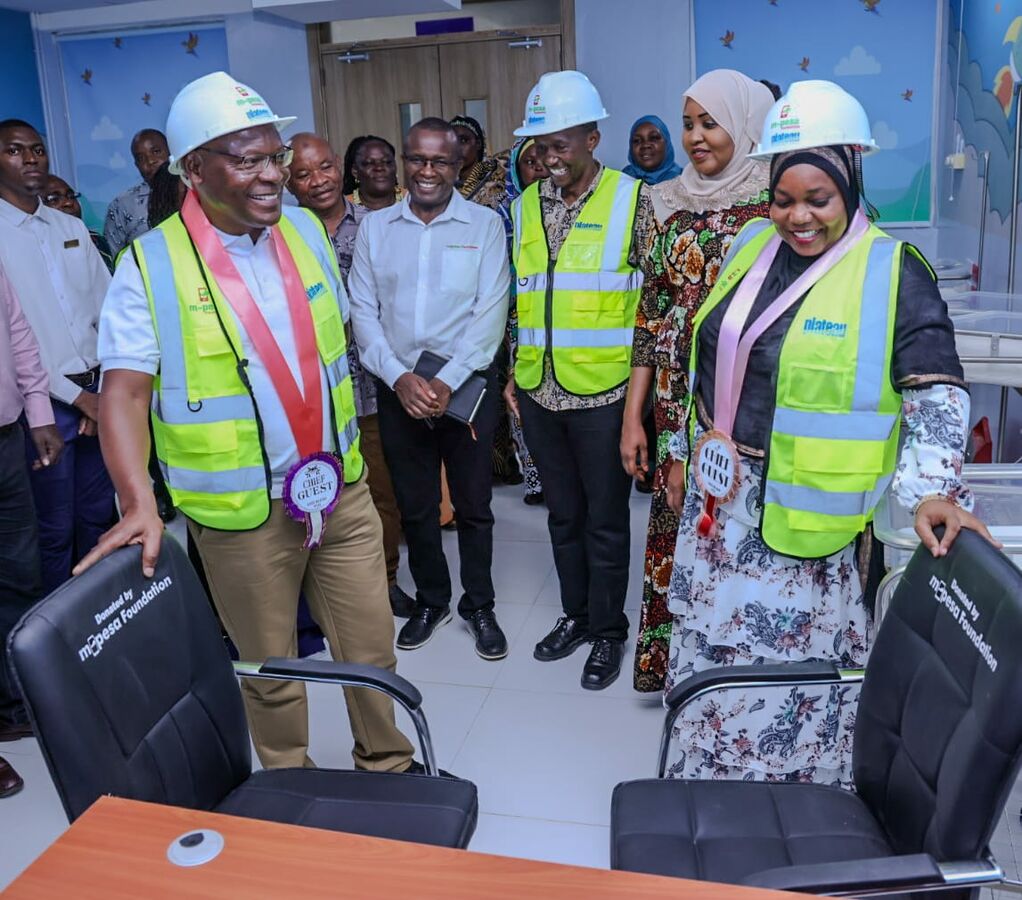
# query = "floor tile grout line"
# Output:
<box><xmin>448</xmin><ymin>683</ymin><xmax>496</xmax><ymax>769</ymax></box>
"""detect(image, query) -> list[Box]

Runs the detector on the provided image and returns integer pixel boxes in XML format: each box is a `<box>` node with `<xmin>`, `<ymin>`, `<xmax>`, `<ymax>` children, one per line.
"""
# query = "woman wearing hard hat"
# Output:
<box><xmin>661</xmin><ymin>80</ymin><xmax>995</xmax><ymax>785</ymax></box>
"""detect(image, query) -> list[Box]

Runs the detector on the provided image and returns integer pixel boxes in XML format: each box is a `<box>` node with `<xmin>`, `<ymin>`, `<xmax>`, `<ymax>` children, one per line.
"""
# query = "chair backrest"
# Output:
<box><xmin>854</xmin><ymin>528</ymin><xmax>1022</xmax><ymax>859</ymax></box>
<box><xmin>8</xmin><ymin>539</ymin><xmax>251</xmax><ymax>821</ymax></box>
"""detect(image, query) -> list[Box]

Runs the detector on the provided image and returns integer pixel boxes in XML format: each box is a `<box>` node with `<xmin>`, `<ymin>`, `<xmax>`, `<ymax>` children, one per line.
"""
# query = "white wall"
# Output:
<box><xmin>574</xmin><ymin>0</ymin><xmax>693</xmax><ymax>171</ymax></box>
<box><xmin>328</xmin><ymin>0</ymin><xmax>559</xmax><ymax>42</ymax></box>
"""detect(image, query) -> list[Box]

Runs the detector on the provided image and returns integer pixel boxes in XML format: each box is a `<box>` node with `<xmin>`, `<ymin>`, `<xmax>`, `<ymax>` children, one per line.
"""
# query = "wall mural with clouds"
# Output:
<box><xmin>693</xmin><ymin>0</ymin><xmax>938</xmax><ymax>224</ymax></box>
<box><xmin>58</xmin><ymin>25</ymin><xmax>229</xmax><ymax>231</ymax></box>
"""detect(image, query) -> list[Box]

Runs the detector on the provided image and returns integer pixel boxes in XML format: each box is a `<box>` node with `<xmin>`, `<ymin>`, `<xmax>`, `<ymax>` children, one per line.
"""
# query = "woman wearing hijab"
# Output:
<box><xmin>661</xmin><ymin>80</ymin><xmax>993</xmax><ymax>784</ymax></box>
<box><xmin>623</xmin><ymin>70</ymin><xmax>773</xmax><ymax>693</ymax></box>
<box><xmin>623</xmin><ymin>115</ymin><xmax>683</xmax><ymax>186</ymax></box>
<box><xmin>451</xmin><ymin>115</ymin><xmax>507</xmax><ymax>212</ymax></box>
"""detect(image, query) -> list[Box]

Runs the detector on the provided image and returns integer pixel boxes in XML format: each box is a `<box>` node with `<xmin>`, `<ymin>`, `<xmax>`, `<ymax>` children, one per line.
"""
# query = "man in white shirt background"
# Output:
<box><xmin>349</xmin><ymin>118</ymin><xmax>510</xmax><ymax>660</ymax></box>
<box><xmin>0</xmin><ymin>119</ymin><xmax>115</xmax><ymax>593</ymax></box>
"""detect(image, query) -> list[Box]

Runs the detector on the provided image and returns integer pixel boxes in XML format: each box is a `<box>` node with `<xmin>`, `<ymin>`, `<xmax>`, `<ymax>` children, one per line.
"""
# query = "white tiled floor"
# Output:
<box><xmin>3</xmin><ymin>483</ymin><xmax>1022</xmax><ymax>890</ymax></box>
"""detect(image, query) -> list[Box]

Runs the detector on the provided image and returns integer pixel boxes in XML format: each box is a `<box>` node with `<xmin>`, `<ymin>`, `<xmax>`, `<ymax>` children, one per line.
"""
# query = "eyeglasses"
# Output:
<box><xmin>403</xmin><ymin>155</ymin><xmax>457</xmax><ymax>172</ymax></box>
<box><xmin>43</xmin><ymin>190</ymin><xmax>81</xmax><ymax>205</ymax></box>
<box><xmin>197</xmin><ymin>146</ymin><xmax>293</xmax><ymax>173</ymax></box>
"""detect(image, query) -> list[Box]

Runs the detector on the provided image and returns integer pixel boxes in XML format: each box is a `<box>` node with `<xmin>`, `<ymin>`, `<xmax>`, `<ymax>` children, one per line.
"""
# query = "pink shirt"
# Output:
<box><xmin>0</xmin><ymin>262</ymin><xmax>53</xmax><ymax>428</ymax></box>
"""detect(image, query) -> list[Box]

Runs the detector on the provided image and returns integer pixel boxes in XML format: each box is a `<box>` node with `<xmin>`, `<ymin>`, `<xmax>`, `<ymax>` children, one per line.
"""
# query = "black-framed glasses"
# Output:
<box><xmin>42</xmin><ymin>190</ymin><xmax>81</xmax><ymax>205</ymax></box>
<box><xmin>403</xmin><ymin>155</ymin><xmax>457</xmax><ymax>172</ymax></box>
<box><xmin>197</xmin><ymin>146</ymin><xmax>293</xmax><ymax>173</ymax></box>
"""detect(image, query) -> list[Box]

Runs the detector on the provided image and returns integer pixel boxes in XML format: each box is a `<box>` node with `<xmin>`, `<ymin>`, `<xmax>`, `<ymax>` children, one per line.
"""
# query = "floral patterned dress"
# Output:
<box><xmin>632</xmin><ymin>186</ymin><xmax>771</xmax><ymax>692</ymax></box>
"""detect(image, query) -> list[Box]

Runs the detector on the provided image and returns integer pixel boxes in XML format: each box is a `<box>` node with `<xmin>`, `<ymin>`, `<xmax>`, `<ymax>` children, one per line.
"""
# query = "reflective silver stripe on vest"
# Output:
<box><xmin>336</xmin><ymin>416</ymin><xmax>359</xmax><ymax>455</ymax></box>
<box><xmin>853</xmin><ymin>237</ymin><xmax>898</xmax><ymax>411</ymax></box>
<box><xmin>283</xmin><ymin>207</ymin><xmax>346</xmax><ymax>316</ymax></box>
<box><xmin>151</xmin><ymin>391</ymin><xmax>252</xmax><ymax>425</ymax></box>
<box><xmin>517</xmin><ymin>270</ymin><xmax>640</xmax><ymax>295</ymax></box>
<box><xmin>720</xmin><ymin>219</ymin><xmax>773</xmax><ymax>276</ymax></box>
<box><xmin>764</xmin><ymin>476</ymin><xmax>892</xmax><ymax>518</ymax></box>
<box><xmin>772</xmin><ymin>408</ymin><xmax>898</xmax><ymax>441</ymax></box>
<box><xmin>511</xmin><ymin>195</ymin><xmax>523</xmax><ymax>261</ymax></box>
<box><xmin>166</xmin><ymin>464</ymin><xmax>266</xmax><ymax>495</ymax></box>
<box><xmin>324</xmin><ymin>353</ymin><xmax>351</xmax><ymax>389</ymax></box>
<box><xmin>520</xmin><ymin>326</ymin><xmax>632</xmax><ymax>349</ymax></box>
<box><xmin>600</xmin><ymin>173</ymin><xmax>639</xmax><ymax>271</ymax></box>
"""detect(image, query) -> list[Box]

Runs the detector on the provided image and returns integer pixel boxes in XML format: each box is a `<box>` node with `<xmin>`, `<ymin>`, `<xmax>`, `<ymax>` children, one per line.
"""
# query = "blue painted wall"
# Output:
<box><xmin>0</xmin><ymin>8</ymin><xmax>46</xmax><ymax>133</ymax></box>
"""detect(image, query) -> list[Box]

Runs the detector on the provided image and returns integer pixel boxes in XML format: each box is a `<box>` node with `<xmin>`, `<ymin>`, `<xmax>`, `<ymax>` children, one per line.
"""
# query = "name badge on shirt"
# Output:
<box><xmin>63</xmin><ymin>239</ymin><xmax>80</xmax><ymax>249</ymax></box>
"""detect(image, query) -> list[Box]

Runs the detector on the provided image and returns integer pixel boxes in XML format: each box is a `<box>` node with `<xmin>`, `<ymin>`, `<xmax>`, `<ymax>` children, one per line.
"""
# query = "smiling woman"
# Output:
<box><xmin>622</xmin><ymin>115</ymin><xmax>682</xmax><ymax>186</ymax></box>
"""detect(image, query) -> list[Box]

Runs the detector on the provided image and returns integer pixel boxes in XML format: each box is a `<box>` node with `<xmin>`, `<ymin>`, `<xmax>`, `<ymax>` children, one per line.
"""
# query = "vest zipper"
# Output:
<box><xmin>544</xmin><ymin>256</ymin><xmax>556</xmax><ymax>383</ymax></box>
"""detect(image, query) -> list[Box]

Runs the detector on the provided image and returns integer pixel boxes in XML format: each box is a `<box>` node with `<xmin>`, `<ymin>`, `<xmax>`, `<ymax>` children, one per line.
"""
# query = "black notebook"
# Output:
<box><xmin>412</xmin><ymin>351</ymin><xmax>488</xmax><ymax>426</ymax></box>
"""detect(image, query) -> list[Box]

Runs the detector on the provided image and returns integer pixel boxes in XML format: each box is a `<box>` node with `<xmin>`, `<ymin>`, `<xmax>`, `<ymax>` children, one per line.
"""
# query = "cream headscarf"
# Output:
<box><xmin>654</xmin><ymin>69</ymin><xmax>773</xmax><ymax>217</ymax></box>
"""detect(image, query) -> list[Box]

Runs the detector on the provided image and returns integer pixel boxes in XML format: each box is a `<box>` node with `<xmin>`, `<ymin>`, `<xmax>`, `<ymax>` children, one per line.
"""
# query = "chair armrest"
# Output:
<box><xmin>741</xmin><ymin>854</ymin><xmax>1001</xmax><ymax>895</ymax></box>
<box><xmin>257</xmin><ymin>658</ymin><xmax>422</xmax><ymax>711</ymax></box>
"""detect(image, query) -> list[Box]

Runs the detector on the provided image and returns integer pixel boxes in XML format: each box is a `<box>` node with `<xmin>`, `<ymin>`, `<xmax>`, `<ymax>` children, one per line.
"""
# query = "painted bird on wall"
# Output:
<box><xmin>799</xmin><ymin>57</ymin><xmax>810</xmax><ymax>72</ymax></box>
<box><xmin>902</xmin><ymin>89</ymin><xmax>913</xmax><ymax>101</ymax></box>
<box><xmin>861</xmin><ymin>0</ymin><xmax>881</xmax><ymax>13</ymax></box>
<box><xmin>81</xmin><ymin>69</ymin><xmax>92</xmax><ymax>85</ymax></box>
<box><xmin>113</xmin><ymin>37</ymin><xmax>122</xmax><ymax>49</ymax></box>
<box><xmin>182</xmin><ymin>32</ymin><xmax>200</xmax><ymax>56</ymax></box>
<box><xmin>142</xmin><ymin>93</ymin><xmax>152</xmax><ymax>106</ymax></box>
<box><xmin>721</xmin><ymin>30</ymin><xmax>735</xmax><ymax>49</ymax></box>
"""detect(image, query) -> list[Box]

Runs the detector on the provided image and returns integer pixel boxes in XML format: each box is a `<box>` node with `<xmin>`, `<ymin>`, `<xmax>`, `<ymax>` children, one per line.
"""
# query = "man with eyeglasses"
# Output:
<box><xmin>103</xmin><ymin>128</ymin><xmax>169</xmax><ymax>258</ymax></box>
<box><xmin>349</xmin><ymin>118</ymin><xmax>510</xmax><ymax>660</ymax></box>
<box><xmin>41</xmin><ymin>174</ymin><xmax>115</xmax><ymax>272</ymax></box>
<box><xmin>82</xmin><ymin>72</ymin><xmax>421</xmax><ymax>774</ymax></box>
<box><xmin>0</xmin><ymin>118</ymin><xmax>116</xmax><ymax>595</ymax></box>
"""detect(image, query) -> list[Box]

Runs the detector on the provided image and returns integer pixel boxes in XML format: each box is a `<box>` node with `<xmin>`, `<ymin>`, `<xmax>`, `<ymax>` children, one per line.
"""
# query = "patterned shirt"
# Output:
<box><xmin>327</xmin><ymin>199</ymin><xmax>374</xmax><ymax>417</ymax></box>
<box><xmin>103</xmin><ymin>182</ymin><xmax>151</xmax><ymax>258</ymax></box>
<box><xmin>525</xmin><ymin>163</ymin><xmax>654</xmax><ymax>412</ymax></box>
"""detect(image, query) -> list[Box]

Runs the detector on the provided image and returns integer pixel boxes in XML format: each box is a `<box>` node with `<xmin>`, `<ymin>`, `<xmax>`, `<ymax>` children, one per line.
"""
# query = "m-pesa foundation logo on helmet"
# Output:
<box><xmin>770</xmin><ymin>103</ymin><xmax>801</xmax><ymax>146</ymax></box>
<box><xmin>527</xmin><ymin>92</ymin><xmax>547</xmax><ymax>126</ymax></box>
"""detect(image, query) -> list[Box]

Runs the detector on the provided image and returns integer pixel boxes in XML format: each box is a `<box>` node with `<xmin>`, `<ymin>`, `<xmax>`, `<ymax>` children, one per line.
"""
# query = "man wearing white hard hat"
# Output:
<box><xmin>659</xmin><ymin>80</ymin><xmax>994</xmax><ymax>783</ymax></box>
<box><xmin>81</xmin><ymin>72</ymin><xmax>419</xmax><ymax>774</ymax></box>
<box><xmin>505</xmin><ymin>70</ymin><xmax>654</xmax><ymax>691</ymax></box>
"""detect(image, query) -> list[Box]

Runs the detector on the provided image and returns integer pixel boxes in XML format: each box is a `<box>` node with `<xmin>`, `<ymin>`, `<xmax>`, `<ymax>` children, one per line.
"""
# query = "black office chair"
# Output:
<box><xmin>611</xmin><ymin>528</ymin><xmax>1022</xmax><ymax>896</ymax></box>
<box><xmin>8</xmin><ymin>538</ymin><xmax>477</xmax><ymax>848</ymax></box>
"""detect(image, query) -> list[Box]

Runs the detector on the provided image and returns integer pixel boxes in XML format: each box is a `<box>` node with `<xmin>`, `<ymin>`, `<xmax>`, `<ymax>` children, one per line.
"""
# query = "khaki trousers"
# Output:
<box><xmin>357</xmin><ymin>414</ymin><xmax>401</xmax><ymax>584</ymax></box>
<box><xmin>188</xmin><ymin>476</ymin><xmax>414</xmax><ymax>772</ymax></box>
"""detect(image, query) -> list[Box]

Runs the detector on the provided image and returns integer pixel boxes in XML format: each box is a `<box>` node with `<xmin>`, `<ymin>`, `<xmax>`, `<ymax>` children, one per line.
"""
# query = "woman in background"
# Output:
<box><xmin>623</xmin><ymin>115</ymin><xmax>683</xmax><ymax>187</ymax></box>
<box><xmin>342</xmin><ymin>135</ymin><xmax>405</xmax><ymax>211</ymax></box>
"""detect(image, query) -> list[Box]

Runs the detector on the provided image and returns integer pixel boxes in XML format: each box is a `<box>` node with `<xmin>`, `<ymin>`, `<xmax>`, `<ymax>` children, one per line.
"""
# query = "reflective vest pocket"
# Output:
<box><xmin>782</xmin><ymin>506</ymin><xmax>866</xmax><ymax>534</ymax></box>
<box><xmin>792</xmin><ymin>436</ymin><xmax>886</xmax><ymax>497</ymax></box>
<box><xmin>558</xmin><ymin>241</ymin><xmax>602</xmax><ymax>270</ymax></box>
<box><xmin>779</xmin><ymin>363</ymin><xmax>854</xmax><ymax>412</ymax></box>
<box><xmin>310</xmin><ymin>295</ymin><xmax>346</xmax><ymax>362</ymax></box>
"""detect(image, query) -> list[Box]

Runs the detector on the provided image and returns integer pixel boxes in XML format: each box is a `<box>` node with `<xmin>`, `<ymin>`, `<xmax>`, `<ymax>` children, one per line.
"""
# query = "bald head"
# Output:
<box><xmin>287</xmin><ymin>131</ymin><xmax>344</xmax><ymax>219</ymax></box>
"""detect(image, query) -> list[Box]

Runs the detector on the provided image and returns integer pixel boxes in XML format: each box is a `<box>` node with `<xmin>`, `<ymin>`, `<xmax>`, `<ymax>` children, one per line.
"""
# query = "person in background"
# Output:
<box><xmin>0</xmin><ymin>119</ymin><xmax>115</xmax><ymax>594</ymax></box>
<box><xmin>83</xmin><ymin>71</ymin><xmax>420</xmax><ymax>774</ymax></box>
<box><xmin>288</xmin><ymin>131</ymin><xmax>416</xmax><ymax>619</ymax></box>
<box><xmin>342</xmin><ymin>135</ymin><xmax>405</xmax><ymax>211</ymax></box>
<box><xmin>622</xmin><ymin>70</ymin><xmax>773</xmax><ymax>693</ymax></box>
<box><xmin>103</xmin><ymin>128</ymin><xmax>169</xmax><ymax>257</ymax></box>
<box><xmin>451</xmin><ymin>115</ymin><xmax>507</xmax><ymax>212</ymax></box>
<box><xmin>499</xmin><ymin>138</ymin><xmax>548</xmax><ymax>506</ymax></box>
<box><xmin>662</xmin><ymin>80</ymin><xmax>993</xmax><ymax>784</ymax></box>
<box><xmin>349</xmin><ymin>118</ymin><xmax>510</xmax><ymax>660</ymax></box>
<box><xmin>759</xmin><ymin>79</ymin><xmax>783</xmax><ymax>101</ymax></box>
<box><xmin>507</xmin><ymin>72</ymin><xmax>653</xmax><ymax>690</ymax></box>
<box><xmin>622</xmin><ymin>115</ymin><xmax>683</xmax><ymax>186</ymax></box>
<box><xmin>41</xmin><ymin>174</ymin><xmax>115</xmax><ymax>272</ymax></box>
<box><xmin>0</xmin><ymin>262</ymin><xmax>63</xmax><ymax>797</ymax></box>
<box><xmin>147</xmin><ymin>160</ymin><xmax>187</xmax><ymax>229</ymax></box>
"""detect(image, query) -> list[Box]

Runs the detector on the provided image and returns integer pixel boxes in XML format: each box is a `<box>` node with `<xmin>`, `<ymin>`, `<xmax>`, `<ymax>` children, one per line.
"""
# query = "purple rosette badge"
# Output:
<box><xmin>283</xmin><ymin>452</ymin><xmax>343</xmax><ymax>549</ymax></box>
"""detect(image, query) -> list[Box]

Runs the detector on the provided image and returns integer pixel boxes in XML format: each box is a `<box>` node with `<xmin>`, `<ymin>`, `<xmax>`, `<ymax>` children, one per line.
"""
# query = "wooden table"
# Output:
<box><xmin>6</xmin><ymin>795</ymin><xmax>807</xmax><ymax>899</ymax></box>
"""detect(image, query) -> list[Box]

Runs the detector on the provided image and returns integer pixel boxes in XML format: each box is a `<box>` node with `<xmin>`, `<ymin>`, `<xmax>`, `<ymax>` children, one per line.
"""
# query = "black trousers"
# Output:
<box><xmin>376</xmin><ymin>370</ymin><xmax>499</xmax><ymax>618</ymax></box>
<box><xmin>518</xmin><ymin>392</ymin><xmax>631</xmax><ymax>642</ymax></box>
<box><xmin>0</xmin><ymin>423</ymin><xmax>42</xmax><ymax>725</ymax></box>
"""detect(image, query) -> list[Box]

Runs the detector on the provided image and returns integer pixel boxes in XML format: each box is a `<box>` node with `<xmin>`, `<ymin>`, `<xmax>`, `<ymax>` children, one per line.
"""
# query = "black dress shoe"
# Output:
<box><xmin>0</xmin><ymin>721</ymin><xmax>32</xmax><ymax>742</ymax></box>
<box><xmin>0</xmin><ymin>756</ymin><xmax>23</xmax><ymax>797</ymax></box>
<box><xmin>581</xmin><ymin>639</ymin><xmax>624</xmax><ymax>690</ymax></box>
<box><xmin>523</xmin><ymin>491</ymin><xmax>544</xmax><ymax>506</ymax></box>
<box><xmin>388</xmin><ymin>584</ymin><xmax>418</xmax><ymax>618</ymax></box>
<box><xmin>467</xmin><ymin>609</ymin><xmax>508</xmax><ymax>660</ymax></box>
<box><xmin>534</xmin><ymin>616</ymin><xmax>590</xmax><ymax>661</ymax></box>
<box><xmin>403</xmin><ymin>760</ymin><xmax>457</xmax><ymax>778</ymax></box>
<box><xmin>397</xmin><ymin>606</ymin><xmax>452</xmax><ymax>650</ymax></box>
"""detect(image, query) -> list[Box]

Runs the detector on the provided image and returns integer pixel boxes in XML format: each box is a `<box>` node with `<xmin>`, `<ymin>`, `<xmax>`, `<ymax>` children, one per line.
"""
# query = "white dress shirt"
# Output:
<box><xmin>99</xmin><ymin>226</ymin><xmax>335</xmax><ymax>499</ymax></box>
<box><xmin>0</xmin><ymin>198</ymin><xmax>111</xmax><ymax>406</ymax></box>
<box><xmin>348</xmin><ymin>190</ymin><xmax>509</xmax><ymax>390</ymax></box>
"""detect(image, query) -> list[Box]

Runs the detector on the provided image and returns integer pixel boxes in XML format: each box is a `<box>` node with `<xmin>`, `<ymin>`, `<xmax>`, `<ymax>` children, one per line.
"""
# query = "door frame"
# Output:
<box><xmin>306</xmin><ymin>0</ymin><xmax>575</xmax><ymax>141</ymax></box>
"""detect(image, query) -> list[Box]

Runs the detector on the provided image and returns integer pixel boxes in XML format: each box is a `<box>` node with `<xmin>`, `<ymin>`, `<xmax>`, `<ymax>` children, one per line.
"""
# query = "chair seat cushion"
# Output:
<box><xmin>611</xmin><ymin>779</ymin><xmax>893</xmax><ymax>883</ymax></box>
<box><xmin>217</xmin><ymin>767</ymin><xmax>478</xmax><ymax>849</ymax></box>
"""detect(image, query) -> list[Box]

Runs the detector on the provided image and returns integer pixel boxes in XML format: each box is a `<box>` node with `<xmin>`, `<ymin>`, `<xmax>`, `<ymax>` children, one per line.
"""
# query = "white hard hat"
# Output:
<box><xmin>166</xmin><ymin>71</ymin><xmax>296</xmax><ymax>175</ymax></box>
<box><xmin>749</xmin><ymin>80</ymin><xmax>878</xmax><ymax>160</ymax></box>
<box><xmin>514</xmin><ymin>70</ymin><xmax>609</xmax><ymax>138</ymax></box>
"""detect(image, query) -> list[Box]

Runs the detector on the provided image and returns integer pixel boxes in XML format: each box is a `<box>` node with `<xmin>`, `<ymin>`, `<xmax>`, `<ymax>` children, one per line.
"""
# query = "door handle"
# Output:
<box><xmin>336</xmin><ymin>52</ymin><xmax>370</xmax><ymax>64</ymax></box>
<box><xmin>507</xmin><ymin>39</ymin><xmax>543</xmax><ymax>50</ymax></box>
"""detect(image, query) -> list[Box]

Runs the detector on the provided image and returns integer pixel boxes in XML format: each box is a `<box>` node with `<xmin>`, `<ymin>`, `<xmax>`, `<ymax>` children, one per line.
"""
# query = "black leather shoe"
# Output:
<box><xmin>388</xmin><ymin>584</ymin><xmax>418</xmax><ymax>618</ymax></box>
<box><xmin>397</xmin><ymin>606</ymin><xmax>452</xmax><ymax>650</ymax></box>
<box><xmin>523</xmin><ymin>491</ymin><xmax>544</xmax><ymax>506</ymax></box>
<box><xmin>534</xmin><ymin>616</ymin><xmax>589</xmax><ymax>661</ymax></box>
<box><xmin>467</xmin><ymin>609</ymin><xmax>508</xmax><ymax>660</ymax></box>
<box><xmin>581</xmin><ymin>639</ymin><xmax>623</xmax><ymax>690</ymax></box>
<box><xmin>0</xmin><ymin>756</ymin><xmax>23</xmax><ymax>797</ymax></box>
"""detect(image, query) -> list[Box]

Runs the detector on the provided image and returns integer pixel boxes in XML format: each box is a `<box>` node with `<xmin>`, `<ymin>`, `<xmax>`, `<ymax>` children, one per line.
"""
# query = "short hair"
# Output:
<box><xmin>0</xmin><ymin>119</ymin><xmax>40</xmax><ymax>137</ymax></box>
<box><xmin>403</xmin><ymin>117</ymin><xmax>457</xmax><ymax>155</ymax></box>
<box><xmin>147</xmin><ymin>161</ymin><xmax>184</xmax><ymax>228</ymax></box>
<box><xmin>131</xmin><ymin>128</ymin><xmax>167</xmax><ymax>151</ymax></box>
<box><xmin>759</xmin><ymin>79</ymin><xmax>782</xmax><ymax>101</ymax></box>
<box><xmin>342</xmin><ymin>134</ymin><xmax>395</xmax><ymax>195</ymax></box>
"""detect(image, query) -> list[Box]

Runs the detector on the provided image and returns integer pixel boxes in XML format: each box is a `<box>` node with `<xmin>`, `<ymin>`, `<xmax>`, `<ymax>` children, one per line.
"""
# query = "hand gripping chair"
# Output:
<box><xmin>8</xmin><ymin>539</ymin><xmax>477</xmax><ymax>848</ymax></box>
<box><xmin>611</xmin><ymin>528</ymin><xmax>1022</xmax><ymax>896</ymax></box>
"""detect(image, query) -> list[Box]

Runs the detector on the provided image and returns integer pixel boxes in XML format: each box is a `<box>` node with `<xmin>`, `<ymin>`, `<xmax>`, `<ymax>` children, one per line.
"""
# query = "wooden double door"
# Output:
<box><xmin>321</xmin><ymin>30</ymin><xmax>562</xmax><ymax>164</ymax></box>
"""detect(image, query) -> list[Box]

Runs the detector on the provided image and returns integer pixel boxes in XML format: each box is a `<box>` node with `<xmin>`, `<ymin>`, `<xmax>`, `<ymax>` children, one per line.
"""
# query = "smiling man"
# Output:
<box><xmin>82</xmin><ymin>73</ymin><xmax>420</xmax><ymax>775</ymax></box>
<box><xmin>348</xmin><ymin>118</ymin><xmax>510</xmax><ymax>660</ymax></box>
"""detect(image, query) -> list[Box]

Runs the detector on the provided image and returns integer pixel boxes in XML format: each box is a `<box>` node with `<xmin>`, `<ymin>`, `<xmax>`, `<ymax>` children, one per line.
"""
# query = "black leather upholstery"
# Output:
<box><xmin>9</xmin><ymin>540</ymin><xmax>478</xmax><ymax>849</ymax></box>
<box><xmin>612</xmin><ymin>528</ymin><xmax>1022</xmax><ymax>893</ymax></box>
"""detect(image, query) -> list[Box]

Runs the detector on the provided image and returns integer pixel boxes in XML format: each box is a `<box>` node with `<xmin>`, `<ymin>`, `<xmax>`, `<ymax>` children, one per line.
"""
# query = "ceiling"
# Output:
<box><xmin>2</xmin><ymin>0</ymin><xmax>143</xmax><ymax>11</ymax></box>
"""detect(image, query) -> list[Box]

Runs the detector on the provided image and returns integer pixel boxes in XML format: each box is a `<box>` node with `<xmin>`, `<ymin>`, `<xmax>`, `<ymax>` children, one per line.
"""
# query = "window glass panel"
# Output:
<box><xmin>399</xmin><ymin>102</ymin><xmax>423</xmax><ymax>136</ymax></box>
<box><xmin>464</xmin><ymin>98</ymin><xmax>488</xmax><ymax>136</ymax></box>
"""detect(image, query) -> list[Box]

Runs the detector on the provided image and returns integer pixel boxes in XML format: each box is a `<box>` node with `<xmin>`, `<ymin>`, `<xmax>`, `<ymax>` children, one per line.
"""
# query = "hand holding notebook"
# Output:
<box><xmin>412</xmin><ymin>351</ymin><xmax>488</xmax><ymax>426</ymax></box>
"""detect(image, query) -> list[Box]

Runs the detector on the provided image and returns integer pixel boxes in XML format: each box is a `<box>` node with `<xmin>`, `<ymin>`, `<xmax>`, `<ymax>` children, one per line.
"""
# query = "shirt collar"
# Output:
<box><xmin>0</xmin><ymin>196</ymin><xmax>46</xmax><ymax>227</ymax></box>
<box><xmin>540</xmin><ymin>160</ymin><xmax>604</xmax><ymax>209</ymax></box>
<box><xmin>387</xmin><ymin>188</ymin><xmax>473</xmax><ymax>226</ymax></box>
<box><xmin>214</xmin><ymin>224</ymin><xmax>270</xmax><ymax>254</ymax></box>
